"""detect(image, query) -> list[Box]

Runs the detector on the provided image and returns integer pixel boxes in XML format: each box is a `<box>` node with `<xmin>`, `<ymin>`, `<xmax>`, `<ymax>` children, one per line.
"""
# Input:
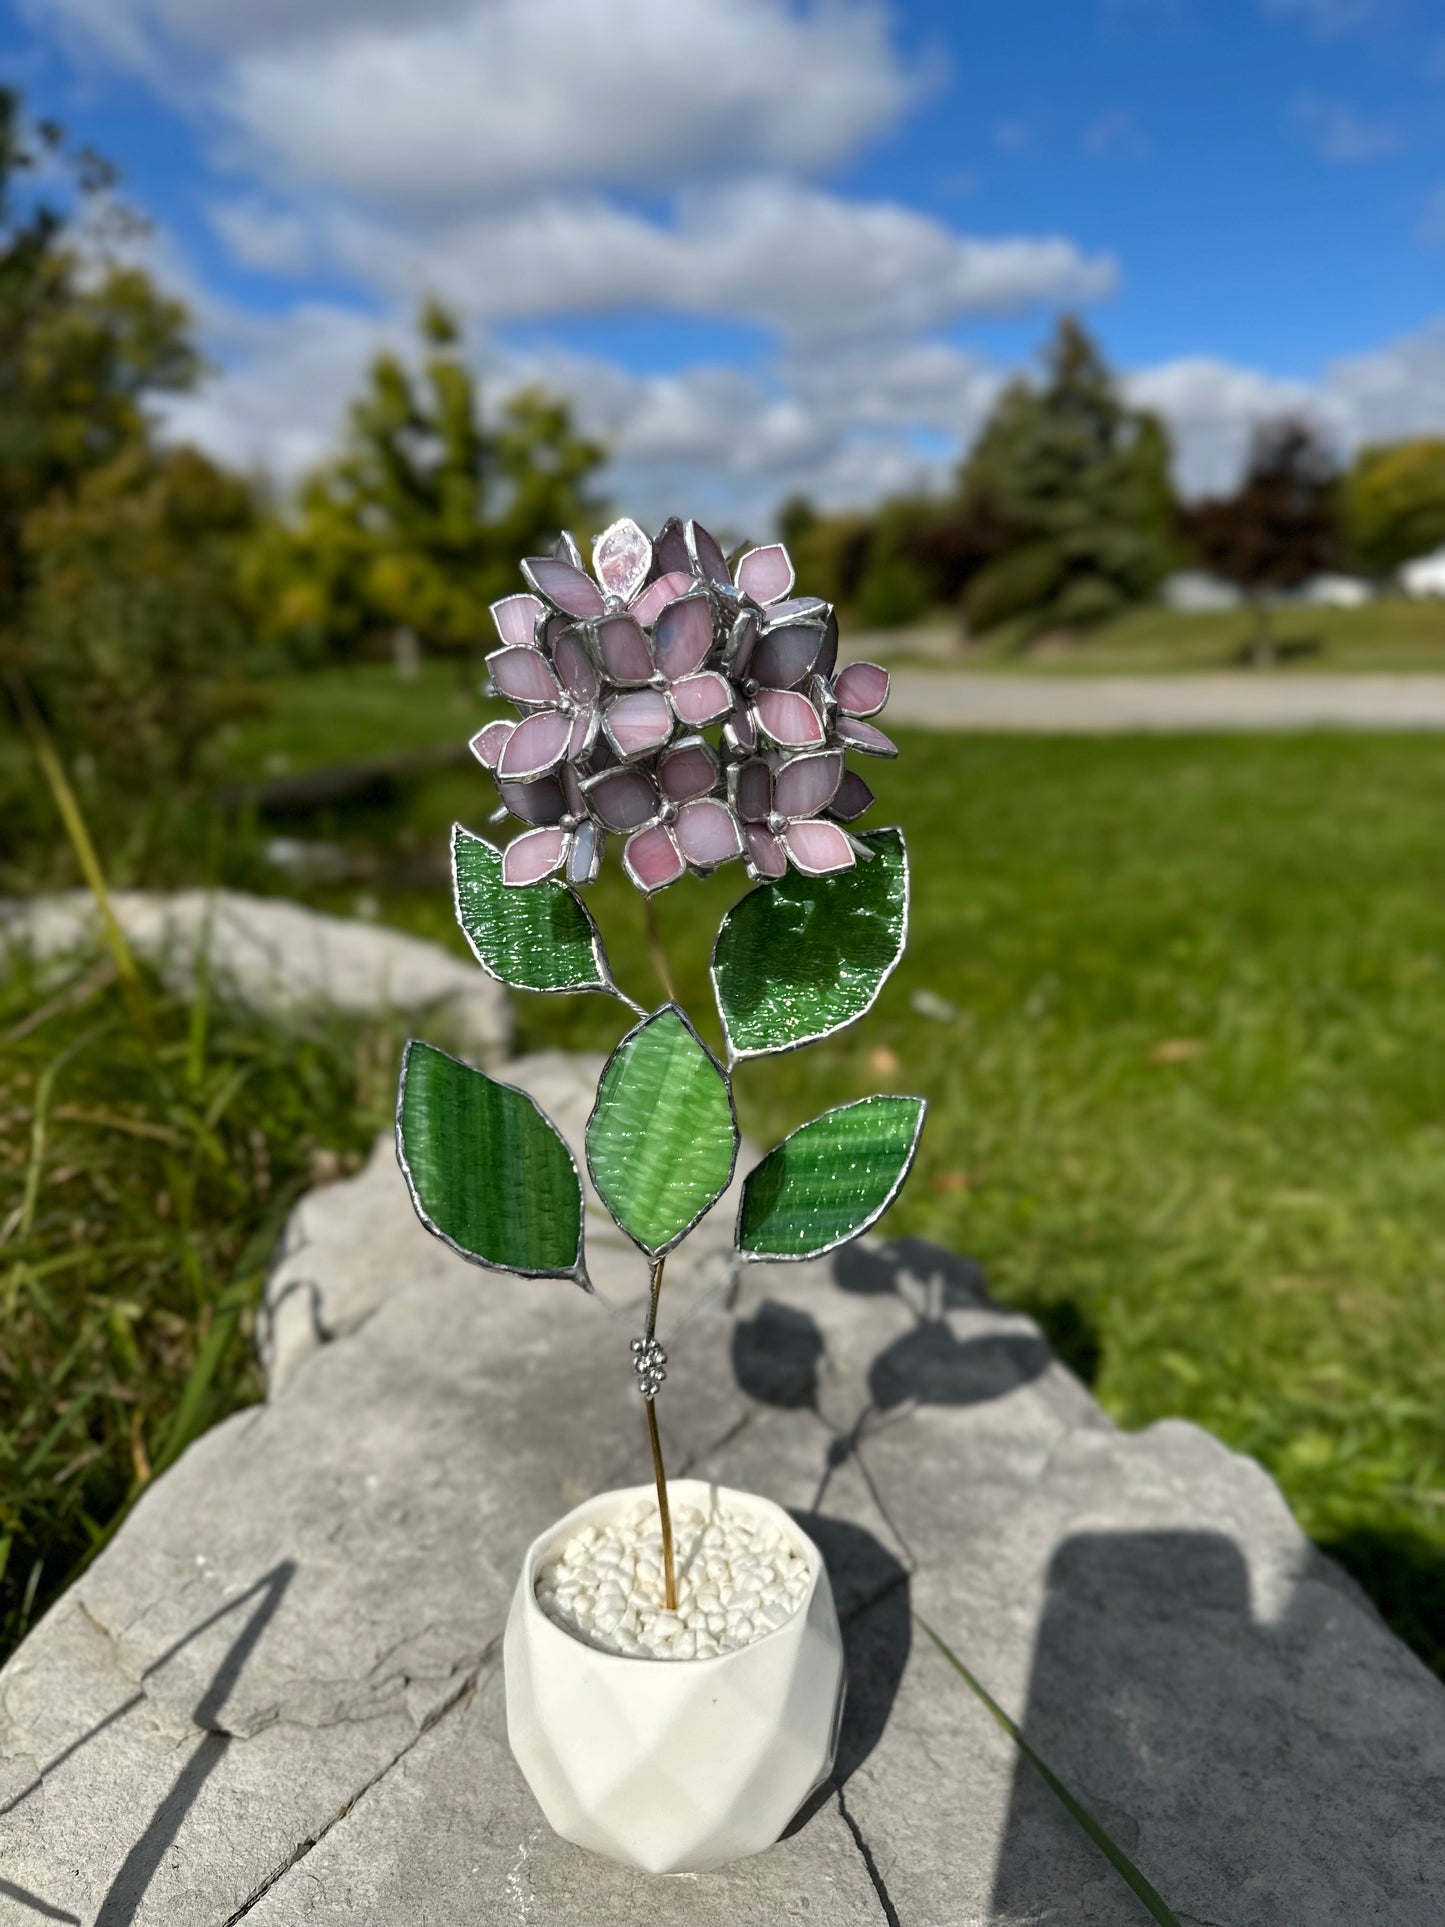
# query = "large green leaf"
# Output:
<box><xmin>737</xmin><ymin>1094</ymin><xmax>926</xmax><ymax>1261</ymax></box>
<box><xmin>396</xmin><ymin>1039</ymin><xmax>585</xmax><ymax>1281</ymax></box>
<box><xmin>586</xmin><ymin>1005</ymin><xmax>738</xmax><ymax>1256</ymax></box>
<box><xmin>711</xmin><ymin>828</ymin><xmax>908</xmax><ymax>1062</ymax></box>
<box><xmin>452</xmin><ymin>824</ymin><xmax>624</xmax><ymax>1000</ymax></box>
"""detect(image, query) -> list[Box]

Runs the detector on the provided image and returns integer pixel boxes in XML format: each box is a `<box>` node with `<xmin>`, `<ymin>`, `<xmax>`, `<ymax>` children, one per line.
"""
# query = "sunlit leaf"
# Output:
<box><xmin>738</xmin><ymin>1094</ymin><xmax>925</xmax><ymax>1261</ymax></box>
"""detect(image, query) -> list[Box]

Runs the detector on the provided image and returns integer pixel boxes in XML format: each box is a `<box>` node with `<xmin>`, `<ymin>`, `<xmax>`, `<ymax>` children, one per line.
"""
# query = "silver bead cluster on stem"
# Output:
<box><xmin>630</xmin><ymin>1334</ymin><xmax>667</xmax><ymax>1400</ymax></box>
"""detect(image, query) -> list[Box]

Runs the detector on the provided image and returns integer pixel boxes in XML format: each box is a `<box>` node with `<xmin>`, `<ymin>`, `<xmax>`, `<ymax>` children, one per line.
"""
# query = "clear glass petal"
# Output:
<box><xmin>592</xmin><ymin>517</ymin><xmax>652</xmax><ymax>604</ymax></box>
<box><xmin>498</xmin><ymin>775</ymin><xmax>568</xmax><ymax>826</ymax></box>
<box><xmin>752</xmin><ymin>688</ymin><xmax>825</xmax><ymax>749</ymax></box>
<box><xmin>595</xmin><ymin>614</ymin><xmax>655</xmax><ymax>685</ymax></box>
<box><xmin>469</xmin><ymin>719</ymin><xmax>514</xmax><ymax>770</ymax></box>
<box><xmin>675</xmin><ymin>798</ymin><xmax>743</xmax><ymax>869</ymax></box>
<box><xmin>486</xmin><ymin>644</ymin><xmax>561</xmax><ymax>706</ymax></box>
<box><xmin>829</xmin><ymin>769</ymin><xmax>875</xmax><ymax>821</ymax></box>
<box><xmin>502</xmin><ymin>825</ymin><xmax>569</xmax><ymax>886</ymax></box>
<box><xmin>603</xmin><ymin>689</ymin><xmax>674</xmax><ymax>759</ymax></box>
<box><xmin>834</xmin><ymin>716</ymin><xmax>898</xmax><ymax>758</ymax></box>
<box><xmin>774</xmin><ymin>749</ymin><xmax>843</xmax><ymax>820</ymax></box>
<box><xmin>834</xmin><ymin>661</ymin><xmax>891</xmax><ymax>718</ymax></box>
<box><xmin>583</xmin><ymin>766</ymin><xmax>661</xmax><ymax>832</ymax></box>
<box><xmin>782</xmin><ymin>819</ymin><xmax>856</xmax><ymax>876</ymax></box>
<box><xmin>743</xmin><ymin>823</ymin><xmax>788</xmax><ymax>880</ymax></box>
<box><xmin>622</xmin><ymin>823</ymin><xmax>685</xmax><ymax>894</ymax></box>
<box><xmin>567</xmin><ymin>819</ymin><xmax>603</xmax><ymax>886</ymax></box>
<box><xmin>497</xmin><ymin>708</ymin><xmax>573</xmax><ymax>780</ymax></box>
<box><xmin>749</xmin><ymin>623</ymin><xmax>824</xmax><ymax>691</ymax></box>
<box><xmin>658</xmin><ymin>737</ymin><xmax>718</xmax><ymax>803</ymax></box>
<box><xmin>521</xmin><ymin>556</ymin><xmax>605</xmax><ymax>619</ymax></box>
<box><xmin>686</xmin><ymin>520</ymin><xmax>732</xmax><ymax>587</ymax></box>
<box><xmin>490</xmin><ymin>593</ymin><xmax>542</xmax><ymax>648</ymax></box>
<box><xmin>629</xmin><ymin>570</ymin><xmax>695</xmax><ymax>629</ymax></box>
<box><xmin>735</xmin><ymin>544</ymin><xmax>794</xmax><ymax>605</ymax></box>
<box><xmin>553</xmin><ymin>628</ymin><xmax>600</xmax><ymax>703</ymax></box>
<box><xmin>669</xmin><ymin>671</ymin><xmax>732</xmax><ymax>726</ymax></box>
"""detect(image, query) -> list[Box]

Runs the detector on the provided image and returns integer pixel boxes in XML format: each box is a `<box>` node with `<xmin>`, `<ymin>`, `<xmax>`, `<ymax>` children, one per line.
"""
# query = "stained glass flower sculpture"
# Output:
<box><xmin>396</xmin><ymin>513</ymin><xmax>924</xmax><ymax>1618</ymax></box>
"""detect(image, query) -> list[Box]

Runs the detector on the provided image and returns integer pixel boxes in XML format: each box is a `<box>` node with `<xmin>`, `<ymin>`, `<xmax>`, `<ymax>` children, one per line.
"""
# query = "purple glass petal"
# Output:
<box><xmin>782</xmin><ymin>819</ymin><xmax>855</xmax><ymax>877</ymax></box>
<box><xmin>584</xmin><ymin>766</ymin><xmax>661</xmax><ymax>832</ymax></box>
<box><xmin>555</xmin><ymin>530</ymin><xmax>586</xmax><ymax>573</ymax></box>
<box><xmin>829</xmin><ymin>769</ymin><xmax>875</xmax><ymax>821</ymax></box>
<box><xmin>592</xmin><ymin>517</ymin><xmax>652</xmax><ymax>604</ymax></box>
<box><xmin>553</xmin><ymin>628</ymin><xmax>600</xmax><ymax>703</ymax></box>
<box><xmin>743</xmin><ymin>824</ymin><xmax>788</xmax><ymax>880</ymax></box>
<box><xmin>623</xmin><ymin>823</ymin><xmax>685</xmax><ymax>895</ymax></box>
<box><xmin>561</xmin><ymin>761</ymin><xmax>587</xmax><ymax>819</ymax></box>
<box><xmin>658</xmin><ymin>738</ymin><xmax>718</xmax><ymax>804</ymax></box>
<box><xmin>652</xmin><ymin>517</ymin><xmax>690</xmax><ymax>576</ymax></box>
<box><xmin>752</xmin><ymin>688</ymin><xmax>825</xmax><ymax>749</ymax></box>
<box><xmin>834</xmin><ymin>716</ymin><xmax>899</xmax><ymax>758</ymax></box>
<box><xmin>687</xmin><ymin>520</ymin><xmax>732</xmax><ymax>587</ymax></box>
<box><xmin>565</xmin><ymin>706</ymin><xmax>598</xmax><ymax>763</ymax></box>
<box><xmin>735</xmin><ymin>544</ymin><xmax>794</xmax><ymax>605</ymax></box>
<box><xmin>595</xmin><ymin>614</ymin><xmax>654</xmax><ymax>685</ymax></box>
<box><xmin>675</xmin><ymin>798</ymin><xmax>743</xmax><ymax>869</ymax></box>
<box><xmin>834</xmin><ymin>661</ymin><xmax>891</xmax><ymax>718</ymax></box>
<box><xmin>603</xmin><ymin>689</ymin><xmax>673</xmax><ymax>759</ymax></box>
<box><xmin>670</xmin><ymin>671</ymin><xmax>732</xmax><ymax>726</ymax></box>
<box><xmin>749</xmin><ymin>623</ymin><xmax>823</xmax><ymax>691</ymax></box>
<box><xmin>733</xmin><ymin>758</ymin><xmax>773</xmax><ymax>823</ymax></box>
<box><xmin>774</xmin><ymin>749</ymin><xmax>844</xmax><ymax>821</ymax></box>
<box><xmin>486</xmin><ymin>644</ymin><xmax>561</xmax><ymax>706</ymax></box>
<box><xmin>502</xmin><ymin>825</ymin><xmax>569</xmax><ymax>887</ymax></box>
<box><xmin>522</xmin><ymin>556</ymin><xmax>605</xmax><ymax>619</ymax></box>
<box><xmin>815</xmin><ymin>612</ymin><xmax>839</xmax><ymax>680</ymax></box>
<box><xmin>498</xmin><ymin>775</ymin><xmax>567</xmax><ymax>826</ymax></box>
<box><xmin>469</xmin><ymin>719</ymin><xmax>514</xmax><ymax>770</ymax></box>
<box><xmin>728</xmin><ymin>609</ymin><xmax>759</xmax><ymax>681</ymax></box>
<box><xmin>724</xmin><ymin>696</ymin><xmax>757</xmax><ymax>756</ymax></box>
<box><xmin>490</xmin><ymin>593</ymin><xmax>542</xmax><ymax>648</ymax></box>
<box><xmin>764</xmin><ymin>597</ymin><xmax>827</xmax><ymax>626</ymax></box>
<box><xmin>629</xmin><ymin>570</ymin><xmax>695</xmax><ymax>629</ymax></box>
<box><xmin>652</xmin><ymin>592</ymin><xmax>715</xmax><ymax>681</ymax></box>
<box><xmin>497</xmin><ymin>707</ymin><xmax>572</xmax><ymax>780</ymax></box>
<box><xmin>567</xmin><ymin>819</ymin><xmax>603</xmax><ymax>886</ymax></box>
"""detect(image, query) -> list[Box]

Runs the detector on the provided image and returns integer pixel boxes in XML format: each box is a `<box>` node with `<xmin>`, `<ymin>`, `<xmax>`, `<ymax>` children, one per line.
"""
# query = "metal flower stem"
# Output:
<box><xmin>643</xmin><ymin>1254</ymin><xmax>678</xmax><ymax>1612</ymax></box>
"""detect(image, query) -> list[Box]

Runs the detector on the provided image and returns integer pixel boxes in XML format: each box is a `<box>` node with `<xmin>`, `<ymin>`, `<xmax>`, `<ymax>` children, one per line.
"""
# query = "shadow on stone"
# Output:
<box><xmin>834</xmin><ymin>1236</ymin><xmax>989</xmax><ymax>1309</ymax></box>
<box><xmin>868</xmin><ymin>1321</ymin><xmax>1052</xmax><ymax>1411</ymax></box>
<box><xmin>732</xmin><ymin>1301</ymin><xmax>824</xmax><ymax>1409</ymax></box>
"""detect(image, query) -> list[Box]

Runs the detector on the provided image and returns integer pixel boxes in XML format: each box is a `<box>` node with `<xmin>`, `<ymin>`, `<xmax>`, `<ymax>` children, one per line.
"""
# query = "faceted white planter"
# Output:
<box><xmin>504</xmin><ymin>1478</ymin><xmax>845</xmax><ymax>1874</ymax></box>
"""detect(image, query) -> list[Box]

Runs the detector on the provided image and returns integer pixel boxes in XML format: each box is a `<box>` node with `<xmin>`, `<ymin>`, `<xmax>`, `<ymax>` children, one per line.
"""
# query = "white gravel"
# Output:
<box><xmin>535</xmin><ymin>1499</ymin><xmax>812</xmax><ymax>1660</ymax></box>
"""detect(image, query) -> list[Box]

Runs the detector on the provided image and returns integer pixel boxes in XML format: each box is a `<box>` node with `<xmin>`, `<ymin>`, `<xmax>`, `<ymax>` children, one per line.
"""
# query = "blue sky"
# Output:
<box><xmin>5</xmin><ymin>0</ymin><xmax>1444</xmax><ymax>531</ymax></box>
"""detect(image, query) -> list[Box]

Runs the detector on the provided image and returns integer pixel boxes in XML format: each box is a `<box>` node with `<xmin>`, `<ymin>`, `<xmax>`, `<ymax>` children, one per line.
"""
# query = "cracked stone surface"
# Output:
<box><xmin>0</xmin><ymin>890</ymin><xmax>511</xmax><ymax>1064</ymax></box>
<box><xmin>1</xmin><ymin>1051</ymin><xmax>1442</xmax><ymax>1925</ymax></box>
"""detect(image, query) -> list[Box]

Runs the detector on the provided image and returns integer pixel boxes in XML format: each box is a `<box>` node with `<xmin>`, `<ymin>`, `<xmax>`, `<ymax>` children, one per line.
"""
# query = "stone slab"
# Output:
<box><xmin>1</xmin><ymin>1053</ymin><xmax>1441</xmax><ymax>1926</ymax></box>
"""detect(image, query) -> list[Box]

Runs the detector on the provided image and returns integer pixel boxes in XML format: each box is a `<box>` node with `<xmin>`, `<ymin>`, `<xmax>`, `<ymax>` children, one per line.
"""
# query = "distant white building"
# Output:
<box><xmin>1160</xmin><ymin>570</ymin><xmax>1243</xmax><ymax>614</ymax></box>
<box><xmin>1400</xmin><ymin>547</ymin><xmax>1445</xmax><ymax>599</ymax></box>
<box><xmin>1293</xmin><ymin>573</ymin><xmax>1373</xmax><ymax>609</ymax></box>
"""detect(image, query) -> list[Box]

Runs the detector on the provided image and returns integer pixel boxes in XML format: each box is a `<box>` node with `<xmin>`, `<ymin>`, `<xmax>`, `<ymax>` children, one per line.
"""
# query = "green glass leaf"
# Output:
<box><xmin>452</xmin><ymin>824</ymin><xmax>623</xmax><ymax>1000</ymax></box>
<box><xmin>396</xmin><ymin>1039</ymin><xmax>585</xmax><ymax>1281</ymax></box>
<box><xmin>737</xmin><ymin>1094</ymin><xmax>926</xmax><ymax>1262</ymax></box>
<box><xmin>586</xmin><ymin>1005</ymin><xmax>739</xmax><ymax>1257</ymax></box>
<box><xmin>711</xmin><ymin>828</ymin><xmax>909</xmax><ymax>1062</ymax></box>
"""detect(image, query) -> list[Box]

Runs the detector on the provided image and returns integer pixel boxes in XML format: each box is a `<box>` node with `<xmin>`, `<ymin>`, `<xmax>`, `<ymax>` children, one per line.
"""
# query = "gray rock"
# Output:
<box><xmin>1</xmin><ymin>1054</ymin><xmax>1441</xmax><ymax>1926</ymax></box>
<box><xmin>0</xmin><ymin>889</ymin><xmax>510</xmax><ymax>1064</ymax></box>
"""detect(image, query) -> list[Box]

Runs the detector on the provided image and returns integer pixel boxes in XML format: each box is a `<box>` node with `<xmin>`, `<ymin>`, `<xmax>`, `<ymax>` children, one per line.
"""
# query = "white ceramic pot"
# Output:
<box><xmin>503</xmin><ymin>1478</ymin><xmax>845</xmax><ymax>1874</ymax></box>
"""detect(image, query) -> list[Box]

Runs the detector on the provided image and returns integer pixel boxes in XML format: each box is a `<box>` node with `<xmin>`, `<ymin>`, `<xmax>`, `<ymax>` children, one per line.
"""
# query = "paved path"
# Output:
<box><xmin>881</xmin><ymin>671</ymin><xmax>1445</xmax><ymax>733</ymax></box>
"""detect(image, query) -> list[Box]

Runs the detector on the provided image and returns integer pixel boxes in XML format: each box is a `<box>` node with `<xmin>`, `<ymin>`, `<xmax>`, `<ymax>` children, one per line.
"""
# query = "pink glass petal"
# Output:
<box><xmin>834</xmin><ymin>661</ymin><xmax>891</xmax><ymax>718</ymax></box>
<box><xmin>623</xmin><ymin>823</ymin><xmax>685</xmax><ymax>894</ymax></box>
<box><xmin>584</xmin><ymin>766</ymin><xmax>660</xmax><ymax>832</ymax></box>
<box><xmin>567</xmin><ymin>820</ymin><xmax>603</xmax><ymax>886</ymax></box>
<box><xmin>834</xmin><ymin>716</ymin><xmax>898</xmax><ymax>758</ymax></box>
<box><xmin>653</xmin><ymin>518</ymin><xmax>690</xmax><ymax>575</ymax></box>
<box><xmin>486</xmin><ymin>644</ymin><xmax>560</xmax><ymax>706</ymax></box>
<box><xmin>675</xmin><ymin>798</ymin><xmax>743</xmax><ymax>869</ymax></box>
<box><xmin>829</xmin><ymin>769</ymin><xmax>875</xmax><ymax>821</ymax></box>
<box><xmin>469</xmin><ymin>719</ymin><xmax>514</xmax><ymax>770</ymax></box>
<box><xmin>502</xmin><ymin>826</ymin><xmax>569</xmax><ymax>887</ymax></box>
<box><xmin>733</xmin><ymin>758</ymin><xmax>773</xmax><ymax>823</ymax></box>
<box><xmin>744</xmin><ymin>823</ymin><xmax>788</xmax><ymax>880</ymax></box>
<box><xmin>752</xmin><ymin>687</ymin><xmax>825</xmax><ymax>749</ymax></box>
<box><xmin>497</xmin><ymin>707</ymin><xmax>572</xmax><ymax>780</ymax></box>
<box><xmin>499</xmin><ymin>776</ymin><xmax>567</xmax><ymax>826</ymax></box>
<box><xmin>595</xmin><ymin>614</ymin><xmax>654</xmax><ymax>685</ymax></box>
<box><xmin>774</xmin><ymin>749</ymin><xmax>844</xmax><ymax>821</ymax></box>
<box><xmin>522</xmin><ymin>557</ymin><xmax>605</xmax><ymax>619</ymax></box>
<box><xmin>749</xmin><ymin>623</ymin><xmax>823</xmax><ymax>690</ymax></box>
<box><xmin>670</xmin><ymin>671</ymin><xmax>732</xmax><ymax>726</ymax></box>
<box><xmin>604</xmin><ymin>689</ymin><xmax>673</xmax><ymax>759</ymax></box>
<box><xmin>592</xmin><ymin>517</ymin><xmax>652</xmax><ymax>603</ymax></box>
<box><xmin>782</xmin><ymin>819</ymin><xmax>855</xmax><ymax>877</ymax></box>
<box><xmin>687</xmin><ymin>521</ymin><xmax>732</xmax><ymax>587</ymax></box>
<box><xmin>490</xmin><ymin>593</ymin><xmax>541</xmax><ymax>648</ymax></box>
<box><xmin>566</xmin><ymin>706</ymin><xmax>598</xmax><ymax>762</ymax></box>
<box><xmin>629</xmin><ymin>571</ymin><xmax>694</xmax><ymax>628</ymax></box>
<box><xmin>724</xmin><ymin>696</ymin><xmax>757</xmax><ymax>755</ymax></box>
<box><xmin>658</xmin><ymin>739</ymin><xmax>718</xmax><ymax>803</ymax></box>
<box><xmin>652</xmin><ymin>593</ymin><xmax>715</xmax><ymax>681</ymax></box>
<box><xmin>553</xmin><ymin>629</ymin><xmax>600</xmax><ymax>703</ymax></box>
<box><xmin>736</xmin><ymin>544</ymin><xmax>794</xmax><ymax>605</ymax></box>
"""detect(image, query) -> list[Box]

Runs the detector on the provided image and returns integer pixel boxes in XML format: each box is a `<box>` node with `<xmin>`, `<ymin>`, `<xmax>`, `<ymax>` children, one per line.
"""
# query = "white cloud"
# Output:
<box><xmin>1291</xmin><ymin>93</ymin><xmax>1402</xmax><ymax>163</ymax></box>
<box><xmin>1261</xmin><ymin>0</ymin><xmax>1389</xmax><ymax>35</ymax></box>
<box><xmin>207</xmin><ymin>199</ymin><xmax>311</xmax><ymax>275</ymax></box>
<box><xmin>1083</xmin><ymin>111</ymin><xmax>1151</xmax><ymax>162</ymax></box>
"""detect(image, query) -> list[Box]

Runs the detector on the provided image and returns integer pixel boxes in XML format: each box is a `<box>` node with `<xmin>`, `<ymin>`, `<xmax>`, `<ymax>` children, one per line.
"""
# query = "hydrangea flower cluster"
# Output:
<box><xmin>470</xmin><ymin>515</ymin><xmax>896</xmax><ymax>892</ymax></box>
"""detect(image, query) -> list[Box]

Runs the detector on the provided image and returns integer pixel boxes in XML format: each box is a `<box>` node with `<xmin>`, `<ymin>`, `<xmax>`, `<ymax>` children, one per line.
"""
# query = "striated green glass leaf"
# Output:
<box><xmin>711</xmin><ymin>828</ymin><xmax>908</xmax><ymax>1062</ymax></box>
<box><xmin>397</xmin><ymin>1039</ymin><xmax>585</xmax><ymax>1280</ymax></box>
<box><xmin>737</xmin><ymin>1094</ymin><xmax>926</xmax><ymax>1261</ymax></box>
<box><xmin>452</xmin><ymin>823</ymin><xmax>617</xmax><ymax>998</ymax></box>
<box><xmin>586</xmin><ymin>1005</ymin><xmax>738</xmax><ymax>1257</ymax></box>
